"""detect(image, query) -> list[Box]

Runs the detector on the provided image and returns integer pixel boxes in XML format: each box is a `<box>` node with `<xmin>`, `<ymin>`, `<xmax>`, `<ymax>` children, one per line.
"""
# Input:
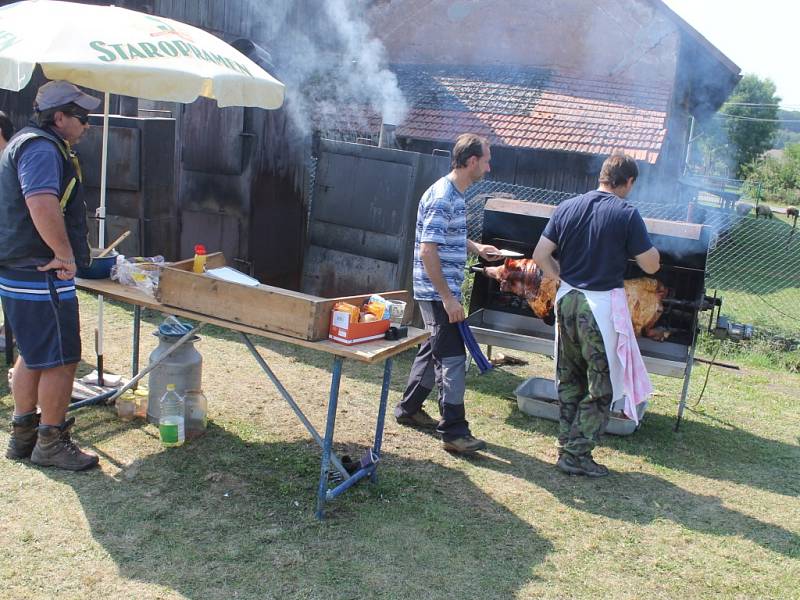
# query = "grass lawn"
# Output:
<box><xmin>1</xmin><ymin>293</ymin><xmax>799</xmax><ymax>599</ymax></box>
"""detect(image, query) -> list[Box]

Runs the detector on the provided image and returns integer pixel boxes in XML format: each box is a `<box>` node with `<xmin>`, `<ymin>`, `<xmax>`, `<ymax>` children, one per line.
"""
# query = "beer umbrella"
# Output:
<box><xmin>0</xmin><ymin>0</ymin><xmax>285</xmax><ymax>382</ymax></box>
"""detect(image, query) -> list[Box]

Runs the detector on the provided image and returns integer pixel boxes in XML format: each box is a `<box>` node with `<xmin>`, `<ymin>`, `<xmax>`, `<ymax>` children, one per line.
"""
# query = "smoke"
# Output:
<box><xmin>246</xmin><ymin>0</ymin><xmax>408</xmax><ymax>135</ymax></box>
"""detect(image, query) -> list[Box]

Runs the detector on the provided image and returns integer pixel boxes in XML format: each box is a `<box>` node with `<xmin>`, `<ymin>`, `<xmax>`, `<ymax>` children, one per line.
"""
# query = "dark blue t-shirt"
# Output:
<box><xmin>541</xmin><ymin>190</ymin><xmax>653</xmax><ymax>291</ymax></box>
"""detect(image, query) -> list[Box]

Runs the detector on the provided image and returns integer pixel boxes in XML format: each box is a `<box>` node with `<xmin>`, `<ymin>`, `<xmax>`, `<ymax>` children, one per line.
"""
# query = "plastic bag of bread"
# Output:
<box><xmin>366</xmin><ymin>294</ymin><xmax>391</xmax><ymax>320</ymax></box>
<box><xmin>362</xmin><ymin>302</ymin><xmax>385</xmax><ymax>321</ymax></box>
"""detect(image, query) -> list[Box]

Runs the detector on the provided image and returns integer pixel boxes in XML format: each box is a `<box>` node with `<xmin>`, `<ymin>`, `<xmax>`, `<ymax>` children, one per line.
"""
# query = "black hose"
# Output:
<box><xmin>690</xmin><ymin>342</ymin><xmax>723</xmax><ymax>408</ymax></box>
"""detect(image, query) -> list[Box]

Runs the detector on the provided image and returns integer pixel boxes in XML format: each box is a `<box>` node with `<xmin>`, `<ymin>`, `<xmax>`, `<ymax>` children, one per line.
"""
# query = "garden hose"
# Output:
<box><xmin>691</xmin><ymin>341</ymin><xmax>723</xmax><ymax>408</ymax></box>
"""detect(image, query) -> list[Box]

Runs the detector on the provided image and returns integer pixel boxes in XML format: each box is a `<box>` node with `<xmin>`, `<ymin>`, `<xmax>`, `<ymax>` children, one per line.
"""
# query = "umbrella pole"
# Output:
<box><xmin>95</xmin><ymin>92</ymin><xmax>111</xmax><ymax>387</ymax></box>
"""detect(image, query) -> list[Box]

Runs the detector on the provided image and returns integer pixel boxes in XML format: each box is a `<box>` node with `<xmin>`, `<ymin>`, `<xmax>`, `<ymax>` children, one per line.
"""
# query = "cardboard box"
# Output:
<box><xmin>157</xmin><ymin>253</ymin><xmax>410</xmax><ymax>341</ymax></box>
<box><xmin>329</xmin><ymin>310</ymin><xmax>390</xmax><ymax>344</ymax></box>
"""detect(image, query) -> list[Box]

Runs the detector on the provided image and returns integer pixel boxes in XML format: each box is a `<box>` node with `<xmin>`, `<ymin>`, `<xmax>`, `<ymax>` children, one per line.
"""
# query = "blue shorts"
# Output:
<box><xmin>0</xmin><ymin>267</ymin><xmax>81</xmax><ymax>369</ymax></box>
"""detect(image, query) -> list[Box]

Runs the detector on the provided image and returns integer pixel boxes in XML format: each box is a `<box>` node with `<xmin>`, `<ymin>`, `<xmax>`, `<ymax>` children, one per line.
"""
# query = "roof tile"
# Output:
<box><xmin>320</xmin><ymin>66</ymin><xmax>671</xmax><ymax>164</ymax></box>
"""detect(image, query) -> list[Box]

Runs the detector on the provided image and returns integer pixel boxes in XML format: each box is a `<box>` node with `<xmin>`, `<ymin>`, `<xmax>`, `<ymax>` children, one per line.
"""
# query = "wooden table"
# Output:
<box><xmin>76</xmin><ymin>278</ymin><xmax>428</xmax><ymax>518</ymax></box>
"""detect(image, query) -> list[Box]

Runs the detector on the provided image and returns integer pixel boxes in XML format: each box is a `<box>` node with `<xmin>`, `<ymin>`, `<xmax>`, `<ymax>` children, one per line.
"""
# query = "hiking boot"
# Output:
<box><xmin>577</xmin><ymin>454</ymin><xmax>609</xmax><ymax>478</ymax></box>
<box><xmin>30</xmin><ymin>417</ymin><xmax>99</xmax><ymax>471</ymax></box>
<box><xmin>396</xmin><ymin>408</ymin><xmax>439</xmax><ymax>430</ymax></box>
<box><xmin>442</xmin><ymin>435</ymin><xmax>487</xmax><ymax>455</ymax></box>
<box><xmin>6</xmin><ymin>412</ymin><xmax>40</xmax><ymax>459</ymax></box>
<box><xmin>556</xmin><ymin>453</ymin><xmax>609</xmax><ymax>477</ymax></box>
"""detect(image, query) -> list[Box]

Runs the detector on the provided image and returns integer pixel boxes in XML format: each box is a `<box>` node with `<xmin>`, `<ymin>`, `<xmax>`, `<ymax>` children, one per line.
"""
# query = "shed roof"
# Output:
<box><xmin>324</xmin><ymin>66</ymin><xmax>671</xmax><ymax>164</ymax></box>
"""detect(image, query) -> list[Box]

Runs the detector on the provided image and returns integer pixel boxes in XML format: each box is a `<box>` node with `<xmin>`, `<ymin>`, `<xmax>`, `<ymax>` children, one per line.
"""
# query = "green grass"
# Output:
<box><xmin>0</xmin><ymin>293</ymin><xmax>798</xmax><ymax>599</ymax></box>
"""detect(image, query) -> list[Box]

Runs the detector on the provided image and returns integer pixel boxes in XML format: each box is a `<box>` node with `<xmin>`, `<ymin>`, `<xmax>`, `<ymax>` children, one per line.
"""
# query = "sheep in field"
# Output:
<box><xmin>755</xmin><ymin>204</ymin><xmax>773</xmax><ymax>219</ymax></box>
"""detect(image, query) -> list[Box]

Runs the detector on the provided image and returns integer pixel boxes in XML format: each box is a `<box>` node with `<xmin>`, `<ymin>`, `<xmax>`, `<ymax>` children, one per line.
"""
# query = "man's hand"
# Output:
<box><xmin>476</xmin><ymin>243</ymin><xmax>502</xmax><ymax>262</ymax></box>
<box><xmin>443</xmin><ymin>295</ymin><xmax>465</xmax><ymax>323</ymax></box>
<box><xmin>468</xmin><ymin>240</ymin><xmax>503</xmax><ymax>262</ymax></box>
<box><xmin>26</xmin><ymin>193</ymin><xmax>77</xmax><ymax>280</ymax></box>
<box><xmin>38</xmin><ymin>256</ymin><xmax>77</xmax><ymax>280</ymax></box>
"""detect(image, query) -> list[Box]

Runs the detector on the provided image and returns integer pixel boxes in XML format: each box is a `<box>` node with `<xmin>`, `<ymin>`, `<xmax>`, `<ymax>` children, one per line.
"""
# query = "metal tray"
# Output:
<box><xmin>514</xmin><ymin>377</ymin><xmax>640</xmax><ymax>436</ymax></box>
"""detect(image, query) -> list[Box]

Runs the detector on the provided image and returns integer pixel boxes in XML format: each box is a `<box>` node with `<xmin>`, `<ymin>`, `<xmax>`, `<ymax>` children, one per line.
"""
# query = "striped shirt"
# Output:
<box><xmin>413</xmin><ymin>176</ymin><xmax>467</xmax><ymax>301</ymax></box>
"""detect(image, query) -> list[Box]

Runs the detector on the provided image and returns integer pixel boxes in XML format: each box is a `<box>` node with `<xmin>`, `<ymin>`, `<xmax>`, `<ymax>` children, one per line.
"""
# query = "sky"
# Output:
<box><xmin>662</xmin><ymin>0</ymin><xmax>798</xmax><ymax>109</ymax></box>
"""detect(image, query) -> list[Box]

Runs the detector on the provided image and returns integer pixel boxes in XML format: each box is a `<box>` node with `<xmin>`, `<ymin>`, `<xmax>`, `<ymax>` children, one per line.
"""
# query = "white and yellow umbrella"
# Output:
<box><xmin>0</xmin><ymin>0</ymin><xmax>285</xmax><ymax>381</ymax></box>
<box><xmin>0</xmin><ymin>0</ymin><xmax>284</xmax><ymax>108</ymax></box>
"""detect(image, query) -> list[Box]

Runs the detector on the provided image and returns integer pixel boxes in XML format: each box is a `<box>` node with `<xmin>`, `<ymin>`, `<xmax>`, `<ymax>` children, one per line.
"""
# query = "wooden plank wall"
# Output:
<box><xmin>155</xmin><ymin>0</ymin><xmax>251</xmax><ymax>36</ymax></box>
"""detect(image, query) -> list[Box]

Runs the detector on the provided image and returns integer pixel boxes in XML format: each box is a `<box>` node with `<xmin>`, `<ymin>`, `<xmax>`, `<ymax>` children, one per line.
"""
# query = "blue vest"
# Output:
<box><xmin>0</xmin><ymin>125</ymin><xmax>90</xmax><ymax>268</ymax></box>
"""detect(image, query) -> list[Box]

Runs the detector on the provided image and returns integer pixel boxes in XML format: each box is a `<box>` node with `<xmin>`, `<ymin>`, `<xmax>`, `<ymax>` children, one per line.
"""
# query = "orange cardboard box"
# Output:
<box><xmin>329</xmin><ymin>310</ymin><xmax>390</xmax><ymax>344</ymax></box>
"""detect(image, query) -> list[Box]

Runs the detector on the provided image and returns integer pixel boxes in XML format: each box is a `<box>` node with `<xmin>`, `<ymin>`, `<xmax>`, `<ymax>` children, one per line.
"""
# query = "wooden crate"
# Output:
<box><xmin>157</xmin><ymin>253</ymin><xmax>412</xmax><ymax>341</ymax></box>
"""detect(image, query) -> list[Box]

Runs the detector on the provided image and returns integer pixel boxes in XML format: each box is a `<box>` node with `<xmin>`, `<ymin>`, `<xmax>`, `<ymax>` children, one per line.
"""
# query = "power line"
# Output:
<box><xmin>724</xmin><ymin>102</ymin><xmax>800</xmax><ymax>110</ymax></box>
<box><xmin>715</xmin><ymin>113</ymin><xmax>800</xmax><ymax>123</ymax></box>
<box><xmin>725</xmin><ymin>102</ymin><xmax>793</xmax><ymax>108</ymax></box>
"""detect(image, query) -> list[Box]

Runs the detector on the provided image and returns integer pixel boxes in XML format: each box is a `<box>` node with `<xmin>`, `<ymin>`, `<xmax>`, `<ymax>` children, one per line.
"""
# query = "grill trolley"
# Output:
<box><xmin>466</xmin><ymin>198</ymin><xmax>721</xmax><ymax>431</ymax></box>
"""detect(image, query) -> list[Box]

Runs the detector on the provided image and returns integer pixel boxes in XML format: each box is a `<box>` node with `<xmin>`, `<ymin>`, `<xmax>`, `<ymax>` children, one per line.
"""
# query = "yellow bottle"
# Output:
<box><xmin>192</xmin><ymin>244</ymin><xmax>207</xmax><ymax>273</ymax></box>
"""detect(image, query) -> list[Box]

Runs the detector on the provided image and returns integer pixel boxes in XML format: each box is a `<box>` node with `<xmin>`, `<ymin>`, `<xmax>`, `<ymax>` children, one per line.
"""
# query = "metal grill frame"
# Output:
<box><xmin>465</xmin><ymin>193</ymin><xmax>717</xmax><ymax>431</ymax></box>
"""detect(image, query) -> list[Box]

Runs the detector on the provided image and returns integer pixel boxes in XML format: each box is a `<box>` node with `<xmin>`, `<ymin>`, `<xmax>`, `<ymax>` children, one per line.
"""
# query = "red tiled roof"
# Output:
<box><xmin>322</xmin><ymin>66</ymin><xmax>671</xmax><ymax>165</ymax></box>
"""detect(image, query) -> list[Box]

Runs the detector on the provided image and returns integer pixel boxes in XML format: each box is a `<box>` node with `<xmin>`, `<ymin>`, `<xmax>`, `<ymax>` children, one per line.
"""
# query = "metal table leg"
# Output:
<box><xmin>316</xmin><ymin>356</ymin><xmax>343</xmax><ymax>519</ymax></box>
<box><xmin>239</xmin><ymin>334</ymin><xmax>395</xmax><ymax>518</ymax></box>
<box><xmin>132</xmin><ymin>305</ymin><xmax>141</xmax><ymax>384</ymax></box>
<box><xmin>371</xmin><ymin>357</ymin><xmax>393</xmax><ymax>483</ymax></box>
<box><xmin>323</xmin><ymin>357</ymin><xmax>392</xmax><ymax>503</ymax></box>
<box><xmin>240</xmin><ymin>334</ymin><xmax>349</xmax><ymax>481</ymax></box>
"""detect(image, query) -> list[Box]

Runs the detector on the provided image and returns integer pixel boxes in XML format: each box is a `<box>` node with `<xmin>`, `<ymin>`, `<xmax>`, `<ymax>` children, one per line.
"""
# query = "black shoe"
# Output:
<box><xmin>577</xmin><ymin>454</ymin><xmax>609</xmax><ymax>477</ymax></box>
<box><xmin>396</xmin><ymin>408</ymin><xmax>439</xmax><ymax>430</ymax></box>
<box><xmin>556</xmin><ymin>453</ymin><xmax>585</xmax><ymax>475</ymax></box>
<box><xmin>556</xmin><ymin>453</ymin><xmax>609</xmax><ymax>477</ymax></box>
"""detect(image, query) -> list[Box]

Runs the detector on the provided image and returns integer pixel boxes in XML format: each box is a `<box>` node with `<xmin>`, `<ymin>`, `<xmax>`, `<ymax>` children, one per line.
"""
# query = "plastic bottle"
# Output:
<box><xmin>192</xmin><ymin>244</ymin><xmax>207</xmax><ymax>273</ymax></box>
<box><xmin>159</xmin><ymin>384</ymin><xmax>185</xmax><ymax>447</ymax></box>
<box><xmin>184</xmin><ymin>389</ymin><xmax>208</xmax><ymax>439</ymax></box>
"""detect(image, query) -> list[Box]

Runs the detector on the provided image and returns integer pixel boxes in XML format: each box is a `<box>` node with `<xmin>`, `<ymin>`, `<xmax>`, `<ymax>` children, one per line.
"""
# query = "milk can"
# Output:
<box><xmin>147</xmin><ymin>324</ymin><xmax>203</xmax><ymax>424</ymax></box>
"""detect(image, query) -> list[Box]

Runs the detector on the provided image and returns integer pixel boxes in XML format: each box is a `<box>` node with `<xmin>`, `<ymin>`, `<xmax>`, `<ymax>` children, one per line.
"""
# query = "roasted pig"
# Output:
<box><xmin>481</xmin><ymin>259</ymin><xmax>668</xmax><ymax>340</ymax></box>
<box><xmin>483</xmin><ymin>258</ymin><xmax>559</xmax><ymax>320</ymax></box>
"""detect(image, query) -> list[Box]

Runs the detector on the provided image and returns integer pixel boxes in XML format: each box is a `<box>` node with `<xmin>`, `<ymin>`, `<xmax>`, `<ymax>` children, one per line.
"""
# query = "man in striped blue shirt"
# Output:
<box><xmin>395</xmin><ymin>134</ymin><xmax>501</xmax><ymax>454</ymax></box>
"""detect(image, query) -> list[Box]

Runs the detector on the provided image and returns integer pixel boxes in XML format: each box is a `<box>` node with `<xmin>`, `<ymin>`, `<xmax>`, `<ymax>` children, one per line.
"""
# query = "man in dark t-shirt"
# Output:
<box><xmin>533</xmin><ymin>153</ymin><xmax>660</xmax><ymax>477</ymax></box>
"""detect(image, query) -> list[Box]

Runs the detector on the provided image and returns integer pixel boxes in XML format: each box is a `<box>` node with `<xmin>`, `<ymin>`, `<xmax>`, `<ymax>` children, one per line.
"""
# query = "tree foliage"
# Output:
<box><xmin>744</xmin><ymin>143</ymin><xmax>800</xmax><ymax>205</ymax></box>
<box><xmin>692</xmin><ymin>74</ymin><xmax>780</xmax><ymax>178</ymax></box>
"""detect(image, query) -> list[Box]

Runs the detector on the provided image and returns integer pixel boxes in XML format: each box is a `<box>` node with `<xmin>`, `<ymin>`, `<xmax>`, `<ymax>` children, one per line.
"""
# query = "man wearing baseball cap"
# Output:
<box><xmin>0</xmin><ymin>80</ymin><xmax>101</xmax><ymax>470</ymax></box>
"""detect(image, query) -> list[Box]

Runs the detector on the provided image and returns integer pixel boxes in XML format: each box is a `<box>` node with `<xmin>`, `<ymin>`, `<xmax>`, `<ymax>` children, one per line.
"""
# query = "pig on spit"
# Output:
<box><xmin>481</xmin><ymin>258</ymin><xmax>670</xmax><ymax>340</ymax></box>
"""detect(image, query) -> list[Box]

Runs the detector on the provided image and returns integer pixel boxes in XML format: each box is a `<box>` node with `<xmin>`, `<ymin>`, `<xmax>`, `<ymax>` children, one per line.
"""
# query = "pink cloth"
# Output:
<box><xmin>610</xmin><ymin>288</ymin><xmax>652</xmax><ymax>423</ymax></box>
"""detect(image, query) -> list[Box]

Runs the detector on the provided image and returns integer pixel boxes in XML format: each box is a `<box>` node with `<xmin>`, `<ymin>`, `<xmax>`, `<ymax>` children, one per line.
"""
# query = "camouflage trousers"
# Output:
<box><xmin>556</xmin><ymin>289</ymin><xmax>613</xmax><ymax>457</ymax></box>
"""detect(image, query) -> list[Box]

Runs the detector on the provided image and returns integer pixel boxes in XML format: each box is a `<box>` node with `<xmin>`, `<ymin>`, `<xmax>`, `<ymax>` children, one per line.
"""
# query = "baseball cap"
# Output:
<box><xmin>34</xmin><ymin>80</ymin><xmax>101</xmax><ymax>112</ymax></box>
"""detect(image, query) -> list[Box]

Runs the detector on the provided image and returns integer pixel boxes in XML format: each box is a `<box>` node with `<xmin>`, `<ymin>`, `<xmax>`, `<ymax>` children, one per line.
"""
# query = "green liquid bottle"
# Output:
<box><xmin>159</xmin><ymin>384</ymin><xmax>185</xmax><ymax>447</ymax></box>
